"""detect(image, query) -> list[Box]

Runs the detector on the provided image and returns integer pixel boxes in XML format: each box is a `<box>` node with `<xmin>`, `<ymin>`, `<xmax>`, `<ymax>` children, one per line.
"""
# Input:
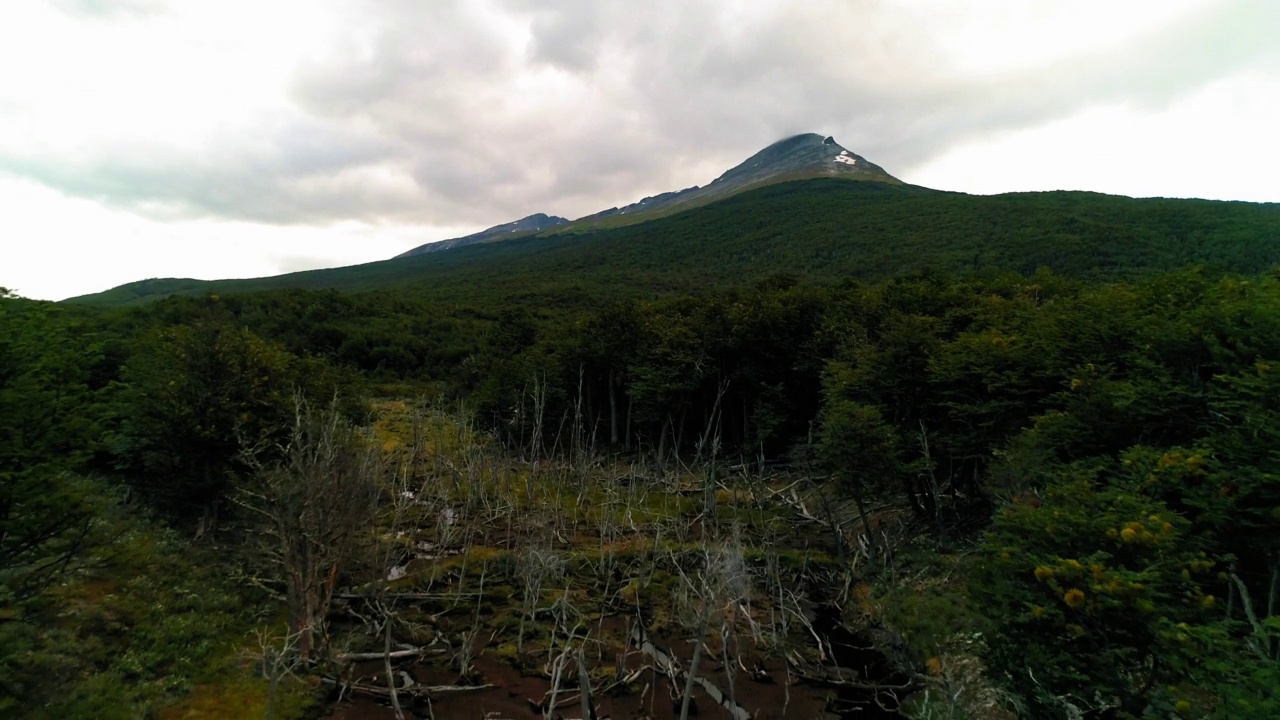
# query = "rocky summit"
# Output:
<box><xmin>712</xmin><ymin>133</ymin><xmax>899</xmax><ymax>189</ymax></box>
<box><xmin>572</xmin><ymin>133</ymin><xmax>899</xmax><ymax>228</ymax></box>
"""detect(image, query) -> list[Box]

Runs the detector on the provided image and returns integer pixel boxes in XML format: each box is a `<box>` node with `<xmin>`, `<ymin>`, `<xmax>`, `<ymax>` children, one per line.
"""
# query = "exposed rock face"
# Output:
<box><xmin>705</xmin><ymin>132</ymin><xmax>897</xmax><ymax>192</ymax></box>
<box><xmin>575</xmin><ymin>133</ymin><xmax>899</xmax><ymax>225</ymax></box>
<box><xmin>396</xmin><ymin>213</ymin><xmax>569</xmax><ymax>258</ymax></box>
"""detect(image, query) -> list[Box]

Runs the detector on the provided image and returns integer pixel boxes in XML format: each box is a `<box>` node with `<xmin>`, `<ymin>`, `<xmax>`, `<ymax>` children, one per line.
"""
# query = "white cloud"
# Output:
<box><xmin>0</xmin><ymin>0</ymin><xmax>1277</xmax><ymax>300</ymax></box>
<box><xmin>906</xmin><ymin>73</ymin><xmax>1280</xmax><ymax>202</ymax></box>
<box><xmin>0</xmin><ymin>176</ymin><xmax>478</xmax><ymax>301</ymax></box>
<box><xmin>899</xmin><ymin>0</ymin><xmax>1221</xmax><ymax>76</ymax></box>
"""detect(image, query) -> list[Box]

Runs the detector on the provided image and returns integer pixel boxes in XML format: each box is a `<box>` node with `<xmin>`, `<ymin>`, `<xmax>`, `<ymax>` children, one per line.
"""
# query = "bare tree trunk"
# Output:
<box><xmin>578</xmin><ymin>647</ymin><xmax>596</xmax><ymax>720</ymax></box>
<box><xmin>679</xmin><ymin>610</ymin><xmax>710</xmax><ymax>720</ymax></box>
<box><xmin>574</xmin><ymin>366</ymin><xmax>586</xmax><ymax>467</ymax></box>
<box><xmin>721</xmin><ymin>619</ymin><xmax>736</xmax><ymax>712</ymax></box>
<box><xmin>695</xmin><ymin>379</ymin><xmax>728</xmax><ymax>465</ymax></box>
<box><xmin>264</xmin><ymin>675</ymin><xmax>278</xmax><ymax>720</ymax></box>
<box><xmin>385</xmin><ymin>618</ymin><xmax>405</xmax><ymax>720</ymax></box>
<box><xmin>253</xmin><ymin>626</ymin><xmax>304</xmax><ymax>720</ymax></box>
<box><xmin>704</xmin><ymin>464</ymin><xmax>718</xmax><ymax>527</ymax></box>
<box><xmin>676</xmin><ymin>407</ymin><xmax>688</xmax><ymax>460</ymax></box>
<box><xmin>1228</xmin><ymin>572</ymin><xmax>1272</xmax><ymax>661</ymax></box>
<box><xmin>237</xmin><ymin>394</ymin><xmax>382</xmax><ymax>664</ymax></box>
<box><xmin>919</xmin><ymin>422</ymin><xmax>949</xmax><ymax>546</ymax></box>
<box><xmin>852</xmin><ymin>491</ymin><xmax>874</xmax><ymax>567</ymax></box>
<box><xmin>529</xmin><ymin>373</ymin><xmax>547</xmax><ymax>460</ymax></box>
<box><xmin>1269</xmin><ymin>553</ymin><xmax>1280</xmax><ymax>659</ymax></box>
<box><xmin>624</xmin><ymin>394</ymin><xmax>633</xmax><ymax>451</ymax></box>
<box><xmin>815</xmin><ymin>482</ymin><xmax>849</xmax><ymax>566</ymax></box>
<box><xmin>608</xmin><ymin>367</ymin><xmax>619</xmax><ymax>446</ymax></box>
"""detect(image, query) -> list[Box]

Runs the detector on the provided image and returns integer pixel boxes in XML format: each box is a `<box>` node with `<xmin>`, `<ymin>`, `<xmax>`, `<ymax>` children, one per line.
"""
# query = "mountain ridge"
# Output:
<box><xmin>549</xmin><ymin>132</ymin><xmax>900</xmax><ymax>234</ymax></box>
<box><xmin>393</xmin><ymin>133</ymin><xmax>901</xmax><ymax>257</ymax></box>
<box><xmin>396</xmin><ymin>212</ymin><xmax>569</xmax><ymax>257</ymax></box>
<box><xmin>66</xmin><ymin>178</ymin><xmax>1280</xmax><ymax>308</ymax></box>
<box><xmin>60</xmin><ymin>132</ymin><xmax>1280</xmax><ymax>308</ymax></box>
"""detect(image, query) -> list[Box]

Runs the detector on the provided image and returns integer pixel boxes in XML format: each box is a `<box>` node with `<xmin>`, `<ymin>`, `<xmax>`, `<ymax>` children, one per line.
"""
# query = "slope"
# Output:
<box><xmin>550</xmin><ymin>132</ymin><xmax>899</xmax><ymax>233</ymax></box>
<box><xmin>68</xmin><ymin>179</ymin><xmax>1280</xmax><ymax>309</ymax></box>
<box><xmin>396</xmin><ymin>213</ymin><xmax>569</xmax><ymax>258</ymax></box>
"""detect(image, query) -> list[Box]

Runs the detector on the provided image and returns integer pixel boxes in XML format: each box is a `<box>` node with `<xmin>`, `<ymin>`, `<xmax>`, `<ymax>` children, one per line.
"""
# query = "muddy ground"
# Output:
<box><xmin>317</xmin><ymin>556</ymin><xmax>911</xmax><ymax>719</ymax></box>
<box><xmin>314</xmin><ymin>406</ymin><xmax>919</xmax><ymax>719</ymax></box>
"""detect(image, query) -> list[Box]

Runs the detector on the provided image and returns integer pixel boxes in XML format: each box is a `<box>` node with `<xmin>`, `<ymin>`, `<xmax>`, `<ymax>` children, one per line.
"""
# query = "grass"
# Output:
<box><xmin>157</xmin><ymin>674</ymin><xmax>318</xmax><ymax>720</ymax></box>
<box><xmin>3</xmin><ymin>528</ymin><xmax>324</xmax><ymax>720</ymax></box>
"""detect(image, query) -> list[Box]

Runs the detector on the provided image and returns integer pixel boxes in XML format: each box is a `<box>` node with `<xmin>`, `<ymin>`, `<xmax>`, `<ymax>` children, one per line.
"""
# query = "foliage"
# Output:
<box><xmin>106</xmin><ymin>297</ymin><xmax>362</xmax><ymax>526</ymax></box>
<box><xmin>0</xmin><ymin>523</ymin><xmax>280</xmax><ymax>719</ymax></box>
<box><xmin>974</xmin><ymin>471</ymin><xmax>1214</xmax><ymax>716</ymax></box>
<box><xmin>107</xmin><ymin>321</ymin><xmax>294</xmax><ymax>523</ymax></box>
<box><xmin>0</xmin><ymin>294</ymin><xmax>344</xmax><ymax>715</ymax></box>
<box><xmin>962</xmin><ymin>273</ymin><xmax>1280</xmax><ymax>717</ymax></box>
<box><xmin>69</xmin><ymin>179</ymin><xmax>1280</xmax><ymax>309</ymax></box>
<box><xmin>1</xmin><ymin>297</ymin><xmax>123</xmax><ymax>605</ymax></box>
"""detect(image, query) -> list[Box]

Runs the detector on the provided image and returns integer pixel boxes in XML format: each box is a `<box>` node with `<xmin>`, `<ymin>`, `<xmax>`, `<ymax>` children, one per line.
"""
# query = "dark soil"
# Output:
<box><xmin>319</xmin><ymin>614</ymin><xmax>903</xmax><ymax>720</ymax></box>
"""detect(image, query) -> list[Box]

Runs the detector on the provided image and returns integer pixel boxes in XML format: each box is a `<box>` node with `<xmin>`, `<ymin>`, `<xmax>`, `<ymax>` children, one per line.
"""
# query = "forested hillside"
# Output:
<box><xmin>7</xmin><ymin>257</ymin><xmax>1280</xmax><ymax>717</ymax></box>
<box><xmin>70</xmin><ymin>179</ymin><xmax>1280</xmax><ymax>309</ymax></box>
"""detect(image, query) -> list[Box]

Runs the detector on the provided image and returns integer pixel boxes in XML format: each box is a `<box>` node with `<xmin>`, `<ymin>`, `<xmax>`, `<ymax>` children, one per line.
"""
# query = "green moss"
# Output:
<box><xmin>492</xmin><ymin>642</ymin><xmax>519</xmax><ymax>660</ymax></box>
<box><xmin>156</xmin><ymin>673</ymin><xmax>320</xmax><ymax>720</ymax></box>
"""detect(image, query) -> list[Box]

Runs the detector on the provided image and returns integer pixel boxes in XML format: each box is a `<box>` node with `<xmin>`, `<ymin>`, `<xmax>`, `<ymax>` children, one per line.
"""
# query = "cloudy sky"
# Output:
<box><xmin>2</xmin><ymin>0</ymin><xmax>1278</xmax><ymax>300</ymax></box>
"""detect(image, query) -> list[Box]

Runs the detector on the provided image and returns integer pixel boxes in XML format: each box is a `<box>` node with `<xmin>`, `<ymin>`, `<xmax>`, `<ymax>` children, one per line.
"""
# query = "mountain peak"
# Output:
<box><xmin>709</xmin><ymin>133</ymin><xmax>897</xmax><ymax>188</ymax></box>
<box><xmin>568</xmin><ymin>132</ymin><xmax>899</xmax><ymax>230</ymax></box>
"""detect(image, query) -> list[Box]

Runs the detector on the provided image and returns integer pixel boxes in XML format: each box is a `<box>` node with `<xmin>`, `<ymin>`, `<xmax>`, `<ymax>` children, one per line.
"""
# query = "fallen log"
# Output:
<box><xmin>322</xmin><ymin>676</ymin><xmax>493</xmax><ymax>699</ymax></box>
<box><xmin>333</xmin><ymin>647</ymin><xmax>446</xmax><ymax>661</ymax></box>
<box><xmin>629</xmin><ymin>621</ymin><xmax>751</xmax><ymax>720</ymax></box>
<box><xmin>333</xmin><ymin>591</ymin><xmax>482</xmax><ymax>601</ymax></box>
<box><xmin>795</xmin><ymin>668</ymin><xmax>917</xmax><ymax>693</ymax></box>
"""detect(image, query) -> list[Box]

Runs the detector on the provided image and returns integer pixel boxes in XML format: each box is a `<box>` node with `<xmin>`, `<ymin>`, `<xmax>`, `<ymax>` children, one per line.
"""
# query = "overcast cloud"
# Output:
<box><xmin>2</xmin><ymin>0</ymin><xmax>1278</xmax><ymax>300</ymax></box>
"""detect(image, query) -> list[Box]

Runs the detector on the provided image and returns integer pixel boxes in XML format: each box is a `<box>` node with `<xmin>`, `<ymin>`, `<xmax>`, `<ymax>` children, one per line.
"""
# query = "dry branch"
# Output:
<box><xmin>321</xmin><ymin>677</ymin><xmax>493</xmax><ymax>699</ymax></box>
<box><xmin>333</xmin><ymin>647</ymin><xmax>446</xmax><ymax>662</ymax></box>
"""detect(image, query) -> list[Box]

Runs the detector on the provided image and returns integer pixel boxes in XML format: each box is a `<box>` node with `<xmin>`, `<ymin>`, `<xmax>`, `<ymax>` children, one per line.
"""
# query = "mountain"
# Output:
<box><xmin>63</xmin><ymin>132</ymin><xmax>1280</xmax><ymax>308</ymax></box>
<box><xmin>558</xmin><ymin>133</ymin><xmax>899</xmax><ymax>232</ymax></box>
<box><xmin>396</xmin><ymin>213</ymin><xmax>569</xmax><ymax>258</ymax></box>
<box><xmin>390</xmin><ymin>133</ymin><xmax>894</xmax><ymax>261</ymax></box>
<box><xmin>68</xmin><ymin>178</ymin><xmax>1280</xmax><ymax>309</ymax></box>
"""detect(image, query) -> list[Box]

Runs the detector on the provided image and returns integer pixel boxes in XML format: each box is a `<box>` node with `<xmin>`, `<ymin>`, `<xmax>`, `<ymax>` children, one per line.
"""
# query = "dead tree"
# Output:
<box><xmin>244</xmin><ymin>625</ymin><xmax>307</xmax><ymax>720</ymax></box>
<box><xmin>238</xmin><ymin>394</ymin><xmax>382</xmax><ymax>661</ymax></box>
<box><xmin>670</xmin><ymin>534</ymin><xmax>753</xmax><ymax>720</ymax></box>
<box><xmin>516</xmin><ymin>546</ymin><xmax>565</xmax><ymax>654</ymax></box>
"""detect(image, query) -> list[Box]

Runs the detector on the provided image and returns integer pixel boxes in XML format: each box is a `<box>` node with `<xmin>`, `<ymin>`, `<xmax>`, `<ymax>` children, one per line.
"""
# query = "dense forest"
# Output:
<box><xmin>70</xmin><ymin>179</ymin><xmax>1280</xmax><ymax>309</ymax></box>
<box><xmin>5</xmin><ymin>181</ymin><xmax>1280</xmax><ymax>718</ymax></box>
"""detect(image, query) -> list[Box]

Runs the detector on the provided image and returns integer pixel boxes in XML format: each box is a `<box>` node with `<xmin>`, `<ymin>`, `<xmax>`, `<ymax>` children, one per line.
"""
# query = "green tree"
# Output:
<box><xmin>974</xmin><ymin>468</ymin><xmax>1220</xmax><ymax>717</ymax></box>
<box><xmin>0</xmin><ymin>297</ymin><xmax>117</xmax><ymax>601</ymax></box>
<box><xmin>818</xmin><ymin>398</ymin><xmax>900</xmax><ymax>563</ymax></box>
<box><xmin>1</xmin><ymin>297</ymin><xmax>127</xmax><ymax>716</ymax></box>
<box><xmin>107</xmin><ymin>321</ymin><xmax>297</xmax><ymax>528</ymax></box>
